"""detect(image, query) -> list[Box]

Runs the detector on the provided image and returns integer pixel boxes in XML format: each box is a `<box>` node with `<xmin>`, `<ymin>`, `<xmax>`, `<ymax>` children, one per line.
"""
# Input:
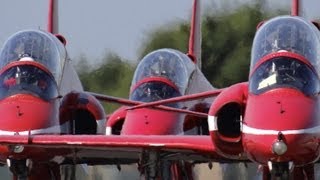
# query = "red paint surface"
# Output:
<box><xmin>0</xmin><ymin>135</ymin><xmax>216</xmax><ymax>153</ymax></box>
<box><xmin>243</xmin><ymin>133</ymin><xmax>319</xmax><ymax>165</ymax></box>
<box><xmin>291</xmin><ymin>0</ymin><xmax>299</xmax><ymax>16</ymax></box>
<box><xmin>0</xmin><ymin>94</ymin><xmax>58</xmax><ymax>131</ymax></box>
<box><xmin>122</xmin><ymin>108</ymin><xmax>183</xmax><ymax>135</ymax></box>
<box><xmin>245</xmin><ymin>88</ymin><xmax>317</xmax><ymax>130</ymax></box>
<box><xmin>243</xmin><ymin>88</ymin><xmax>320</xmax><ymax>165</ymax></box>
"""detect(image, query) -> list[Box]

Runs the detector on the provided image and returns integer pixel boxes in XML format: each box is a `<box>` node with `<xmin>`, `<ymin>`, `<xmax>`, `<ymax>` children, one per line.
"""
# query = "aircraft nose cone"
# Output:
<box><xmin>243</xmin><ymin>88</ymin><xmax>320</xmax><ymax>165</ymax></box>
<box><xmin>0</xmin><ymin>94</ymin><xmax>58</xmax><ymax>132</ymax></box>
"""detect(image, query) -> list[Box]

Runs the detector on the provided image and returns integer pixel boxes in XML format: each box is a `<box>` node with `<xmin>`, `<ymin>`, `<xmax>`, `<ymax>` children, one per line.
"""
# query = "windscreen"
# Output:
<box><xmin>0</xmin><ymin>30</ymin><xmax>65</xmax><ymax>81</ymax></box>
<box><xmin>0</xmin><ymin>65</ymin><xmax>58</xmax><ymax>101</ymax></box>
<box><xmin>249</xmin><ymin>57</ymin><xmax>320</xmax><ymax>96</ymax></box>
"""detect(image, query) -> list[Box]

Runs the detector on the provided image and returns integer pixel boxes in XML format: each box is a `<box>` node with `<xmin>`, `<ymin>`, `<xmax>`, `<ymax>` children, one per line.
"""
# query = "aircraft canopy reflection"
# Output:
<box><xmin>0</xmin><ymin>30</ymin><xmax>66</xmax><ymax>82</ymax></box>
<box><xmin>249</xmin><ymin>16</ymin><xmax>320</xmax><ymax>96</ymax></box>
<box><xmin>130</xmin><ymin>49</ymin><xmax>196</xmax><ymax>105</ymax></box>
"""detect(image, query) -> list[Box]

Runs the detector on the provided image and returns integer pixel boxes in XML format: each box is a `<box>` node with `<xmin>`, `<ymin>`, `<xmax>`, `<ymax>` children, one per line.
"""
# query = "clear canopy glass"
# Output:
<box><xmin>251</xmin><ymin>16</ymin><xmax>320</xmax><ymax>72</ymax></box>
<box><xmin>0</xmin><ymin>30</ymin><xmax>66</xmax><ymax>82</ymax></box>
<box><xmin>132</xmin><ymin>49</ymin><xmax>193</xmax><ymax>94</ymax></box>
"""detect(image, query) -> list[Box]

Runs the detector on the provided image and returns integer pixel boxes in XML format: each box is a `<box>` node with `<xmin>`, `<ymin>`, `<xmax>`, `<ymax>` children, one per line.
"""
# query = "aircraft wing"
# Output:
<box><xmin>0</xmin><ymin>135</ymin><xmax>245</xmax><ymax>165</ymax></box>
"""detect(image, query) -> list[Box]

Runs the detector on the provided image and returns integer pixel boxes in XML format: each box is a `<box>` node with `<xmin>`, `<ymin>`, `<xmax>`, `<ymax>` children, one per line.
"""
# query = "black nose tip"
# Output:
<box><xmin>277</xmin><ymin>131</ymin><xmax>284</xmax><ymax>141</ymax></box>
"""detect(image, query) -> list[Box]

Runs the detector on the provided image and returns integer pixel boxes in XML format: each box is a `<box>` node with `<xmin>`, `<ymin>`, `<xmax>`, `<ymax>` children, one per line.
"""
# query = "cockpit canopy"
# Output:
<box><xmin>132</xmin><ymin>49</ymin><xmax>194</xmax><ymax>94</ymax></box>
<box><xmin>251</xmin><ymin>16</ymin><xmax>320</xmax><ymax>73</ymax></box>
<box><xmin>0</xmin><ymin>30</ymin><xmax>66</xmax><ymax>82</ymax></box>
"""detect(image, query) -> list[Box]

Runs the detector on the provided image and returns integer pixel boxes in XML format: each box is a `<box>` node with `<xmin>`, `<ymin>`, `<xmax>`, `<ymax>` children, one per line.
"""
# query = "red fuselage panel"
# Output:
<box><xmin>0</xmin><ymin>94</ymin><xmax>58</xmax><ymax>132</ymax></box>
<box><xmin>243</xmin><ymin>88</ymin><xmax>320</xmax><ymax>165</ymax></box>
<box><xmin>122</xmin><ymin>108</ymin><xmax>183</xmax><ymax>135</ymax></box>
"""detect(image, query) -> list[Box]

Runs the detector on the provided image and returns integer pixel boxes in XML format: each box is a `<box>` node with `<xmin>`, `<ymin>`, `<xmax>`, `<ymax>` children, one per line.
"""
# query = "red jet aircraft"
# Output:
<box><xmin>0</xmin><ymin>0</ymin><xmax>223</xmax><ymax>179</ymax></box>
<box><xmin>129</xmin><ymin>0</ymin><xmax>320</xmax><ymax>179</ymax></box>
<box><xmin>0</xmin><ymin>0</ymin><xmax>319</xmax><ymax>180</ymax></box>
<box><xmin>0</xmin><ymin>0</ymin><xmax>108</xmax><ymax>179</ymax></box>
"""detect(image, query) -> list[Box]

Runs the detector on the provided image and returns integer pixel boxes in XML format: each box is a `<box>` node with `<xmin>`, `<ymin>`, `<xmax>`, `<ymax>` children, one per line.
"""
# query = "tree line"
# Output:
<box><xmin>75</xmin><ymin>2</ymin><xmax>287</xmax><ymax>113</ymax></box>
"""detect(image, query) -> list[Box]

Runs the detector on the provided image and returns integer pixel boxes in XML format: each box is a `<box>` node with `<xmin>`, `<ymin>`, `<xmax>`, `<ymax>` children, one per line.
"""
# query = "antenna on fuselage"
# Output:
<box><xmin>47</xmin><ymin>0</ymin><xmax>59</xmax><ymax>34</ymax></box>
<box><xmin>187</xmin><ymin>0</ymin><xmax>202</xmax><ymax>68</ymax></box>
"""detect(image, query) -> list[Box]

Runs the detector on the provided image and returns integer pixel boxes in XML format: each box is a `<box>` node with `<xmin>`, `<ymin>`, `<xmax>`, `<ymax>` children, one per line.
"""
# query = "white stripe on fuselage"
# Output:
<box><xmin>0</xmin><ymin>119</ymin><xmax>106</xmax><ymax>135</ymax></box>
<box><xmin>208</xmin><ymin>115</ymin><xmax>320</xmax><ymax>135</ymax></box>
<box><xmin>0</xmin><ymin>125</ymin><xmax>61</xmax><ymax>135</ymax></box>
<box><xmin>208</xmin><ymin>115</ymin><xmax>218</xmax><ymax>131</ymax></box>
<box><xmin>105</xmin><ymin>126</ymin><xmax>112</xmax><ymax>135</ymax></box>
<box><xmin>242</xmin><ymin>124</ymin><xmax>320</xmax><ymax>135</ymax></box>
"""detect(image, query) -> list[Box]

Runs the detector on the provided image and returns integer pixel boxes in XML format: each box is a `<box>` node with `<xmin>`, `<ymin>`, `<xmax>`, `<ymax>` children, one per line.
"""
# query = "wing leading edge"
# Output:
<box><xmin>0</xmin><ymin>135</ymin><xmax>244</xmax><ymax>165</ymax></box>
